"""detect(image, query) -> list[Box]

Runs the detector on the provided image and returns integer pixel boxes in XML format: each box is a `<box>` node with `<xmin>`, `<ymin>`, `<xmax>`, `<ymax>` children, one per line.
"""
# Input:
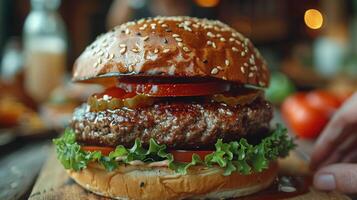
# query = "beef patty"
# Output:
<box><xmin>71</xmin><ymin>97</ymin><xmax>273</xmax><ymax>149</ymax></box>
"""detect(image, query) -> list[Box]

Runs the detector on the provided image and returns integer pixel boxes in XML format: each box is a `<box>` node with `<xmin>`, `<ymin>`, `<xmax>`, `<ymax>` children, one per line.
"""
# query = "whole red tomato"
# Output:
<box><xmin>281</xmin><ymin>93</ymin><xmax>329</xmax><ymax>139</ymax></box>
<box><xmin>306</xmin><ymin>90</ymin><xmax>341</xmax><ymax>117</ymax></box>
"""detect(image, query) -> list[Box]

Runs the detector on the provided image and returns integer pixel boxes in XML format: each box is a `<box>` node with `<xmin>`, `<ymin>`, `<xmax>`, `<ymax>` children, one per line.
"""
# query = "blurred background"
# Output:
<box><xmin>1</xmin><ymin>0</ymin><xmax>357</xmax><ymax>199</ymax></box>
<box><xmin>1</xmin><ymin>0</ymin><xmax>357</xmax><ymax>151</ymax></box>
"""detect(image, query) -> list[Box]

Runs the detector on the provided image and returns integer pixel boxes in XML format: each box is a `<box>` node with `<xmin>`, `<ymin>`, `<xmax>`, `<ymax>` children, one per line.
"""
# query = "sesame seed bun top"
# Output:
<box><xmin>73</xmin><ymin>16</ymin><xmax>270</xmax><ymax>87</ymax></box>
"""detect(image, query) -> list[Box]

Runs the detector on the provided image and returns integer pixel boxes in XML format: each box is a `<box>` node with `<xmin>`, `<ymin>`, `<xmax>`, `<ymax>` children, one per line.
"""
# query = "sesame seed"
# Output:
<box><xmin>154</xmin><ymin>48</ymin><xmax>159</xmax><ymax>53</ymax></box>
<box><xmin>225</xmin><ymin>60</ymin><xmax>230</xmax><ymax>66</ymax></box>
<box><xmin>172</xmin><ymin>34</ymin><xmax>180</xmax><ymax>38</ymax></box>
<box><xmin>119</xmin><ymin>44</ymin><xmax>126</xmax><ymax>48</ymax></box>
<box><xmin>183</xmin><ymin>46</ymin><xmax>190</xmax><ymax>52</ymax></box>
<box><xmin>125</xmin><ymin>29</ymin><xmax>130</xmax><ymax>34</ymax></box>
<box><xmin>192</xmin><ymin>24</ymin><xmax>199</xmax><ymax>28</ymax></box>
<box><xmin>184</xmin><ymin>20</ymin><xmax>191</xmax><ymax>25</ymax></box>
<box><xmin>178</xmin><ymin>42</ymin><xmax>183</xmax><ymax>47</ymax></box>
<box><xmin>249</xmin><ymin>58</ymin><xmax>255</xmax><ymax>65</ymax></box>
<box><xmin>150</xmin><ymin>23</ymin><xmax>156</xmax><ymax>29</ymax></box>
<box><xmin>142</xmin><ymin>36</ymin><xmax>149</xmax><ymax>41</ymax></box>
<box><xmin>131</xmin><ymin>48</ymin><xmax>139</xmax><ymax>53</ymax></box>
<box><xmin>235</xmin><ymin>40</ymin><xmax>241</xmax><ymax>45</ymax></box>
<box><xmin>211</xmin><ymin>68</ymin><xmax>219</xmax><ymax>75</ymax></box>
<box><xmin>109</xmin><ymin>53</ymin><xmax>115</xmax><ymax>59</ymax></box>
<box><xmin>105</xmin><ymin>52</ymin><xmax>110</xmax><ymax>59</ymax></box>
<box><xmin>135</xmin><ymin>43</ymin><xmax>140</xmax><ymax>48</ymax></box>
<box><xmin>244</xmin><ymin>38</ymin><xmax>249</xmax><ymax>45</ymax></box>
<box><xmin>161</xmin><ymin>24</ymin><xmax>168</xmax><ymax>28</ymax></box>
<box><xmin>229</xmin><ymin>37</ymin><xmax>235</xmax><ymax>42</ymax></box>
<box><xmin>232</xmin><ymin>47</ymin><xmax>238</xmax><ymax>52</ymax></box>
<box><xmin>98</xmin><ymin>58</ymin><xmax>102</xmax><ymax>64</ymax></box>
<box><xmin>165</xmin><ymin>28</ymin><xmax>172</xmax><ymax>32</ymax></box>
<box><xmin>248</xmin><ymin>72</ymin><xmax>254</xmax><ymax>78</ymax></box>
<box><xmin>163</xmin><ymin>49</ymin><xmax>170</xmax><ymax>53</ymax></box>
<box><xmin>212</xmin><ymin>42</ymin><xmax>216</xmax><ymax>48</ymax></box>
<box><xmin>244</xmin><ymin>63</ymin><xmax>248</xmax><ymax>67</ymax></box>
<box><xmin>222</xmin><ymin>76</ymin><xmax>227</xmax><ymax>80</ymax></box>
<box><xmin>98</xmin><ymin>51</ymin><xmax>104</xmax><ymax>56</ymax></box>
<box><xmin>241</xmin><ymin>51</ymin><xmax>246</xmax><ymax>57</ymax></box>
<box><xmin>220</xmin><ymin>37</ymin><xmax>226</xmax><ymax>42</ymax></box>
<box><xmin>207</xmin><ymin>41</ymin><xmax>213</xmax><ymax>45</ymax></box>
<box><xmin>216</xmin><ymin>33</ymin><xmax>222</xmax><ymax>37</ymax></box>
<box><xmin>177</xmin><ymin>23</ymin><xmax>184</xmax><ymax>28</ymax></box>
<box><xmin>128</xmin><ymin>65</ymin><xmax>133</xmax><ymax>72</ymax></box>
<box><xmin>241</xmin><ymin>67</ymin><xmax>245</xmax><ymax>73</ymax></box>
<box><xmin>207</xmin><ymin>32</ymin><xmax>215</xmax><ymax>38</ymax></box>
<box><xmin>139</xmin><ymin>24</ymin><xmax>147</xmax><ymax>30</ymax></box>
<box><xmin>184</xmin><ymin>26</ymin><xmax>192</xmax><ymax>32</ymax></box>
<box><xmin>158</xmin><ymin>20</ymin><xmax>164</xmax><ymax>24</ymax></box>
<box><xmin>120</xmin><ymin>47</ymin><xmax>127</xmax><ymax>54</ymax></box>
<box><xmin>175</xmin><ymin>37</ymin><xmax>183</xmax><ymax>42</ymax></box>
<box><xmin>216</xmin><ymin>66</ymin><xmax>223</xmax><ymax>70</ymax></box>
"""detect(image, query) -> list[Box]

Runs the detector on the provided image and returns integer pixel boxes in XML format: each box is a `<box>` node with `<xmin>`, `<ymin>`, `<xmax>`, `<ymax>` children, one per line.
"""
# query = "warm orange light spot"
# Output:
<box><xmin>194</xmin><ymin>0</ymin><xmax>220</xmax><ymax>8</ymax></box>
<box><xmin>304</xmin><ymin>9</ymin><xmax>323</xmax><ymax>29</ymax></box>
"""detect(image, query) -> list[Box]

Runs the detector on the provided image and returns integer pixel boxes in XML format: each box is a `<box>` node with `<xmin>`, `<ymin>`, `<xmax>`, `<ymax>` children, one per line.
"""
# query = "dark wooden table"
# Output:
<box><xmin>0</xmin><ymin>135</ymin><xmax>52</xmax><ymax>200</ymax></box>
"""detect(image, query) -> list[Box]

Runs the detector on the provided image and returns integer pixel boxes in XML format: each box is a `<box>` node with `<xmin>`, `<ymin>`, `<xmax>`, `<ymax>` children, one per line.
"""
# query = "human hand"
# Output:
<box><xmin>310</xmin><ymin>92</ymin><xmax>357</xmax><ymax>194</ymax></box>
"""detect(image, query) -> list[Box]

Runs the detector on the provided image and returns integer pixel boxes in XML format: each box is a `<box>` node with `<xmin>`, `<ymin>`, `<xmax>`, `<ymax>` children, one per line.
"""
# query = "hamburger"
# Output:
<box><xmin>53</xmin><ymin>16</ymin><xmax>294</xmax><ymax>200</ymax></box>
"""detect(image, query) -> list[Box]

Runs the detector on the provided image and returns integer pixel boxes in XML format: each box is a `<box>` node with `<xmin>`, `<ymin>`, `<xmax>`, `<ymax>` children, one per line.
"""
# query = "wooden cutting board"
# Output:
<box><xmin>28</xmin><ymin>149</ymin><xmax>350</xmax><ymax>200</ymax></box>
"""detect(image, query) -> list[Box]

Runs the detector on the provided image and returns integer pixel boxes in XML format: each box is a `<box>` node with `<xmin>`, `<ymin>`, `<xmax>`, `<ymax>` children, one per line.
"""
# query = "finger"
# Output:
<box><xmin>319</xmin><ymin>131</ymin><xmax>357</xmax><ymax>167</ymax></box>
<box><xmin>310</xmin><ymin>123</ymin><xmax>351</xmax><ymax>169</ymax></box>
<box><xmin>310</xmin><ymin>94</ymin><xmax>357</xmax><ymax>169</ymax></box>
<box><xmin>313</xmin><ymin>163</ymin><xmax>357</xmax><ymax>194</ymax></box>
<box><xmin>317</xmin><ymin>152</ymin><xmax>341</xmax><ymax>168</ymax></box>
<box><xmin>342</xmin><ymin>148</ymin><xmax>357</xmax><ymax>163</ymax></box>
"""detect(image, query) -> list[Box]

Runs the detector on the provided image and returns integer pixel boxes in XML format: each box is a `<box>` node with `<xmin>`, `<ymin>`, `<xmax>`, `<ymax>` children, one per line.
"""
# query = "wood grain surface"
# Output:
<box><xmin>0</xmin><ymin>140</ymin><xmax>50</xmax><ymax>200</ymax></box>
<box><xmin>29</xmin><ymin>149</ymin><xmax>351</xmax><ymax>200</ymax></box>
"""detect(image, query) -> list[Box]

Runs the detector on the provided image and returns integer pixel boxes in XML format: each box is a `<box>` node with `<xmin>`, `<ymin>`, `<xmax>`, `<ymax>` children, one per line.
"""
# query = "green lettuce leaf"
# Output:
<box><xmin>53</xmin><ymin>124</ymin><xmax>295</xmax><ymax>175</ymax></box>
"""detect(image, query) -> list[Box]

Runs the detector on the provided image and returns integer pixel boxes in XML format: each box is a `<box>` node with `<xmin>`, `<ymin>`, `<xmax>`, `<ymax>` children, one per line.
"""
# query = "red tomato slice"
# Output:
<box><xmin>81</xmin><ymin>146</ymin><xmax>115</xmax><ymax>156</ymax></box>
<box><xmin>117</xmin><ymin>81</ymin><xmax>231</xmax><ymax>97</ymax></box>
<box><xmin>281</xmin><ymin>93</ymin><xmax>329</xmax><ymax>139</ymax></box>
<box><xmin>101</xmin><ymin>87</ymin><xmax>136</xmax><ymax>99</ymax></box>
<box><xmin>170</xmin><ymin>150</ymin><xmax>213</xmax><ymax>163</ymax></box>
<box><xmin>306</xmin><ymin>90</ymin><xmax>341</xmax><ymax>116</ymax></box>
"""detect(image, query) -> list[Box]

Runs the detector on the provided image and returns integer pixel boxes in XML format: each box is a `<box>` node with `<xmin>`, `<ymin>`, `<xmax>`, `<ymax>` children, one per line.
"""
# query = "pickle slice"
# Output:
<box><xmin>212</xmin><ymin>90</ymin><xmax>262</xmax><ymax>106</ymax></box>
<box><xmin>87</xmin><ymin>95</ymin><xmax>156</xmax><ymax>112</ymax></box>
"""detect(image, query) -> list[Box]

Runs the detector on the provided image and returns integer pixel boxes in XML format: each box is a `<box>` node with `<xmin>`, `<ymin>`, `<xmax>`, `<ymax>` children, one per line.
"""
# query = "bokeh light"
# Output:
<box><xmin>304</xmin><ymin>9</ymin><xmax>324</xmax><ymax>30</ymax></box>
<box><xmin>194</xmin><ymin>0</ymin><xmax>220</xmax><ymax>8</ymax></box>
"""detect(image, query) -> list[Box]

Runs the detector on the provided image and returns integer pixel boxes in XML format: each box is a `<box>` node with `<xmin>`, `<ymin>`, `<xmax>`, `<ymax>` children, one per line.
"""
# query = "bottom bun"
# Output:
<box><xmin>68</xmin><ymin>161</ymin><xmax>278</xmax><ymax>200</ymax></box>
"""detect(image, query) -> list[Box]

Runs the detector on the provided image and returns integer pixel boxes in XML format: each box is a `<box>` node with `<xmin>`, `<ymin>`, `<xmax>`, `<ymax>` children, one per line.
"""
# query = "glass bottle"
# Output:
<box><xmin>23</xmin><ymin>0</ymin><xmax>67</xmax><ymax>103</ymax></box>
